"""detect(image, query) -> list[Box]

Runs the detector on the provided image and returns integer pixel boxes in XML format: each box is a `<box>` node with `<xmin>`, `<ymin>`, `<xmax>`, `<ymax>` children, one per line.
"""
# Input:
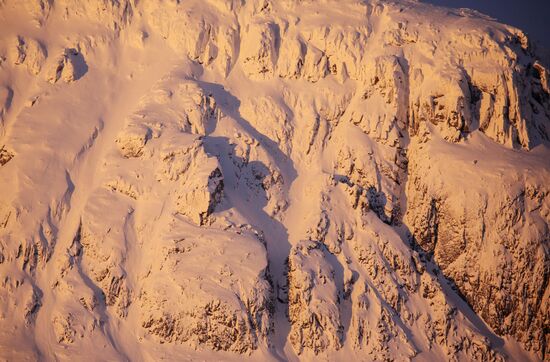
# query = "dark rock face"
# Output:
<box><xmin>406</xmin><ymin>141</ymin><xmax>550</xmax><ymax>359</ymax></box>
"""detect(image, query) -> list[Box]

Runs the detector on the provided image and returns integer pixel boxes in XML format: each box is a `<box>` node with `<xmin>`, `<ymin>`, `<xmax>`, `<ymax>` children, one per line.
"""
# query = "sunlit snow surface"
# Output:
<box><xmin>0</xmin><ymin>1</ymin><xmax>548</xmax><ymax>361</ymax></box>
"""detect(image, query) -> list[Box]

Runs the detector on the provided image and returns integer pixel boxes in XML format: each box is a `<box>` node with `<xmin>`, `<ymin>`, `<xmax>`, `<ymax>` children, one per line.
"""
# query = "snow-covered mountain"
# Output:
<box><xmin>0</xmin><ymin>0</ymin><xmax>548</xmax><ymax>361</ymax></box>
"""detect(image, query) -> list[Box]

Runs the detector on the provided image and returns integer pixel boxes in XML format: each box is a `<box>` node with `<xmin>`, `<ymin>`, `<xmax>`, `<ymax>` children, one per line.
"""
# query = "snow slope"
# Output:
<box><xmin>0</xmin><ymin>0</ymin><xmax>548</xmax><ymax>361</ymax></box>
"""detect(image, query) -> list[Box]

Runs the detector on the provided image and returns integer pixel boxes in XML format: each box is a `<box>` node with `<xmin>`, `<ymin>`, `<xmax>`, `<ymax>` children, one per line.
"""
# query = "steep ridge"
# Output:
<box><xmin>0</xmin><ymin>0</ymin><xmax>548</xmax><ymax>361</ymax></box>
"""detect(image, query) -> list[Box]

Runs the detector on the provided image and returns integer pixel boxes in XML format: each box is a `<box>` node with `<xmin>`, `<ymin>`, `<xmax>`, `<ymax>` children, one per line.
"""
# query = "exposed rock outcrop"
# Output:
<box><xmin>5</xmin><ymin>36</ymin><xmax>47</xmax><ymax>75</ymax></box>
<box><xmin>140</xmin><ymin>226</ymin><xmax>272</xmax><ymax>354</ymax></box>
<box><xmin>46</xmin><ymin>48</ymin><xmax>87</xmax><ymax>83</ymax></box>
<box><xmin>288</xmin><ymin>240</ymin><xmax>342</xmax><ymax>355</ymax></box>
<box><xmin>406</xmin><ymin>138</ymin><xmax>550</xmax><ymax>358</ymax></box>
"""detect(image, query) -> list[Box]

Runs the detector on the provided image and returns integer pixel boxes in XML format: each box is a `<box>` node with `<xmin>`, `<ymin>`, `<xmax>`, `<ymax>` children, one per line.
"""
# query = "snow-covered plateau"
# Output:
<box><xmin>0</xmin><ymin>0</ymin><xmax>548</xmax><ymax>361</ymax></box>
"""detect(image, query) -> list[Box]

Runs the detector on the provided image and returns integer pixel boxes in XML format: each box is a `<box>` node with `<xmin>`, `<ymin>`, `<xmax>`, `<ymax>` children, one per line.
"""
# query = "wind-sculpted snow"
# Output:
<box><xmin>0</xmin><ymin>0</ymin><xmax>548</xmax><ymax>361</ymax></box>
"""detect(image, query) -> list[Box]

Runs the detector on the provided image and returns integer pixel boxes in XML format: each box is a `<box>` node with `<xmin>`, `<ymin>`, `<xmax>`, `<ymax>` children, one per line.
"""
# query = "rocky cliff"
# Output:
<box><xmin>0</xmin><ymin>0</ymin><xmax>548</xmax><ymax>361</ymax></box>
